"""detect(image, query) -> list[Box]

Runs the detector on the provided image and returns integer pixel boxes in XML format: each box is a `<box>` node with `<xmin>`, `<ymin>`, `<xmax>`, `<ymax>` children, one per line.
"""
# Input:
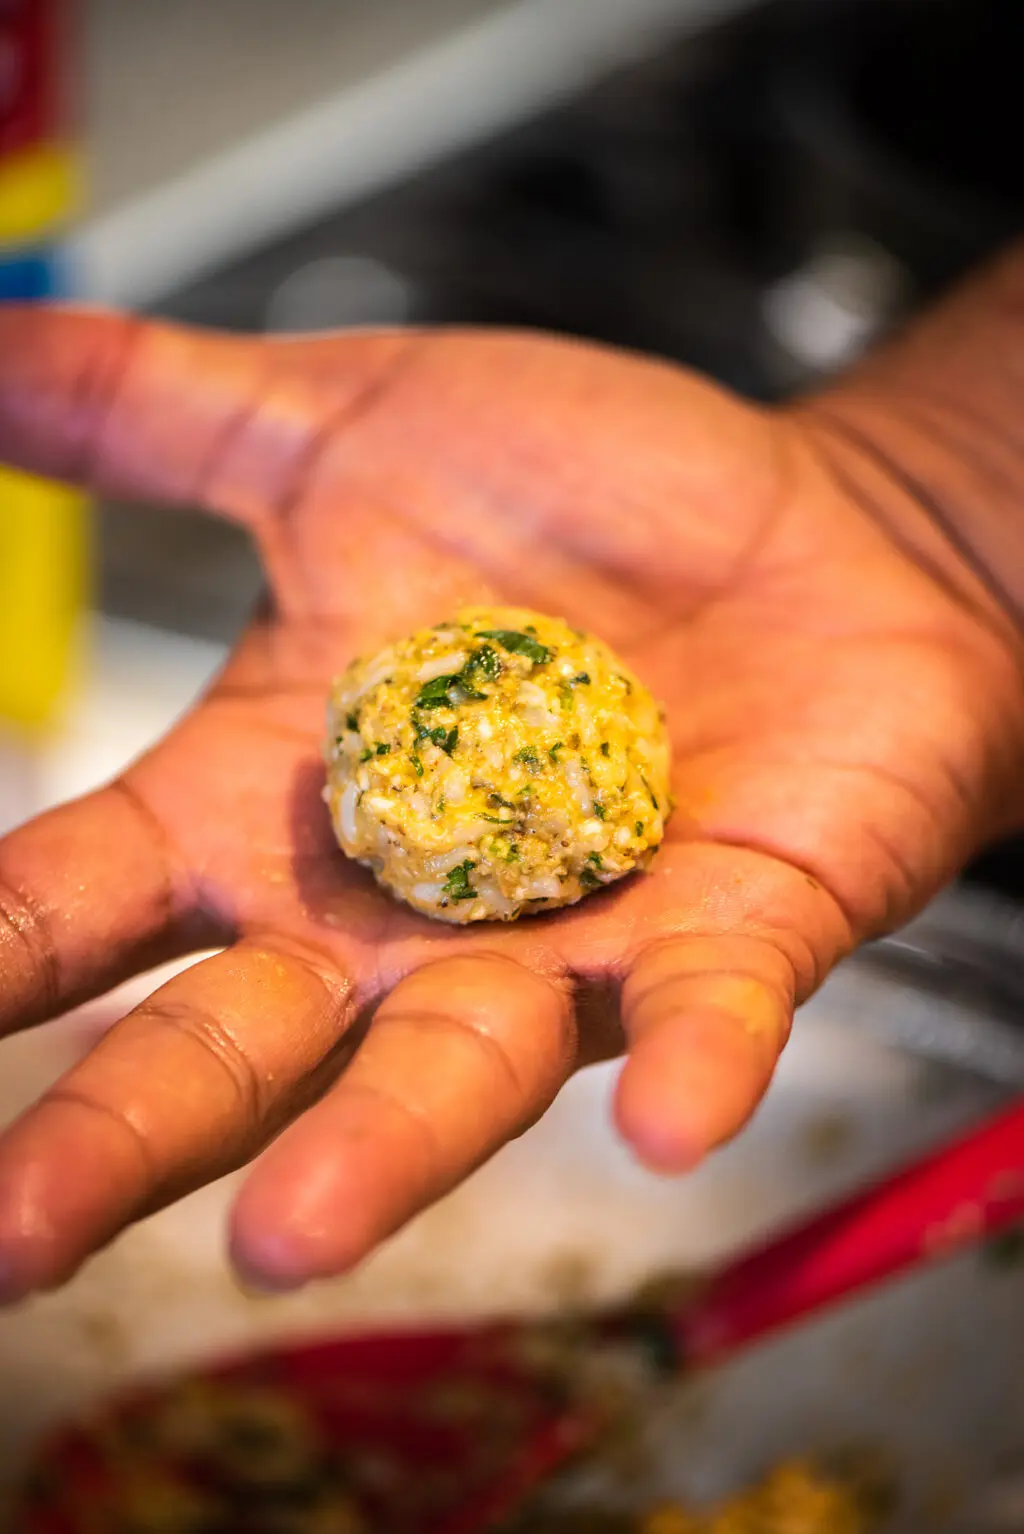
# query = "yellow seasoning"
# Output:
<box><xmin>0</xmin><ymin>466</ymin><xmax>88</xmax><ymax>733</ymax></box>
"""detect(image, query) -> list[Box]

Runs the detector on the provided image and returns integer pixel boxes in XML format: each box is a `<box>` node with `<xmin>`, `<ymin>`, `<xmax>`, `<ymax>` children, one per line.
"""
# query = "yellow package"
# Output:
<box><xmin>0</xmin><ymin>142</ymin><xmax>79</xmax><ymax>248</ymax></box>
<box><xmin>0</xmin><ymin>466</ymin><xmax>88</xmax><ymax>733</ymax></box>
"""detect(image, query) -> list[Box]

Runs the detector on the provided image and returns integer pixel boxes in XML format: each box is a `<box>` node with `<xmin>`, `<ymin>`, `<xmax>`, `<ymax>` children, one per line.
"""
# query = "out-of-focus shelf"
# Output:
<box><xmin>84</xmin><ymin>0</ymin><xmax>502</xmax><ymax>219</ymax></box>
<box><xmin>78</xmin><ymin>0</ymin><xmax>763</xmax><ymax>306</ymax></box>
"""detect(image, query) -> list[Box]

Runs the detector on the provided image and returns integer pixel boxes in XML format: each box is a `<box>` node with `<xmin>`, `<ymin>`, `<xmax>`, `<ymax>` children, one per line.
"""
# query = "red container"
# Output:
<box><xmin>0</xmin><ymin>0</ymin><xmax>62</xmax><ymax>160</ymax></box>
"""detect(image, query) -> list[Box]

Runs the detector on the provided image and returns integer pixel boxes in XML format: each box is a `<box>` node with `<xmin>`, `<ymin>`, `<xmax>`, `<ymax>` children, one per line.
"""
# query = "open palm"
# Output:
<box><xmin>0</xmin><ymin>309</ymin><xmax>1021</xmax><ymax>1301</ymax></box>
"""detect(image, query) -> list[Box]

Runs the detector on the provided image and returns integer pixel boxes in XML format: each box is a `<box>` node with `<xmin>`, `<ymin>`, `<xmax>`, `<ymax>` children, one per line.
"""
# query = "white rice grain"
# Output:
<box><xmin>443</xmin><ymin>766</ymin><xmax>469</xmax><ymax>806</ymax></box>
<box><xmin>425</xmin><ymin>846</ymin><xmax>478</xmax><ymax>876</ymax></box>
<box><xmin>416</xmin><ymin>651</ymin><xmax>467</xmax><ymax>683</ymax></box>
<box><xmin>517</xmin><ymin>680</ymin><xmax>550</xmax><ymax>709</ymax></box>
<box><xmin>475</xmin><ymin>879</ymin><xmax>519</xmax><ymax>919</ymax></box>
<box><xmin>562</xmin><ymin>758</ymin><xmax>593</xmax><ymax>815</ymax></box>
<box><xmin>355</xmin><ymin>652</ymin><xmax>397</xmax><ymax>696</ymax></box>
<box><xmin>339</xmin><ymin>782</ymin><xmax>359</xmax><ymax>844</ymax></box>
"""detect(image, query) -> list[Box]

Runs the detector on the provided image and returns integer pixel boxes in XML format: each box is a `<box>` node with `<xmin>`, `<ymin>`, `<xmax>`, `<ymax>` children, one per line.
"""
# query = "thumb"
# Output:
<box><xmin>0</xmin><ymin>305</ymin><xmax>407</xmax><ymax>523</ymax></box>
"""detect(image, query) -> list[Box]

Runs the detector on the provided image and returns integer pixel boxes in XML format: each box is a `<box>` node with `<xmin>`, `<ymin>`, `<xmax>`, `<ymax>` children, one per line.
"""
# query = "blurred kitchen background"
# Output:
<box><xmin>82</xmin><ymin>0</ymin><xmax>1024</xmax><ymax>896</ymax></box>
<box><xmin>3</xmin><ymin>1</ymin><xmax>1024</xmax><ymax>1526</ymax></box>
<box><xmin>82</xmin><ymin>0</ymin><xmax>1024</xmax><ymax>647</ymax></box>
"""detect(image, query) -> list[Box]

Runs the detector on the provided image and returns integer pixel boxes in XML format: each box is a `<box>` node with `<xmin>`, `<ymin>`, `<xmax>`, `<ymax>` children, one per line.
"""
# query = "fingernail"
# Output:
<box><xmin>230</xmin><ymin>1257</ymin><xmax>307</xmax><ymax>1300</ymax></box>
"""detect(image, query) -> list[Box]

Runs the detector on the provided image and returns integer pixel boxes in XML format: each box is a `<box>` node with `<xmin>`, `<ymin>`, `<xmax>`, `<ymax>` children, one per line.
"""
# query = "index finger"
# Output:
<box><xmin>0</xmin><ymin>779</ymin><xmax>207</xmax><ymax>1036</ymax></box>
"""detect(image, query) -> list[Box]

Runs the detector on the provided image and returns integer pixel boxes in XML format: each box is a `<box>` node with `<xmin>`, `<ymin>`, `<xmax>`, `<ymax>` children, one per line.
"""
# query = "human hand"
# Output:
<box><xmin>0</xmin><ymin>308</ymin><xmax>1020</xmax><ymax>1300</ymax></box>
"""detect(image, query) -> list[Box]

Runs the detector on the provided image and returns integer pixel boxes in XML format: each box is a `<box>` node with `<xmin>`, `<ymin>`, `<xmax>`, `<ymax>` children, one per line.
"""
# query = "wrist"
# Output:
<box><xmin>788</xmin><ymin>243</ymin><xmax>1024</xmax><ymax>639</ymax></box>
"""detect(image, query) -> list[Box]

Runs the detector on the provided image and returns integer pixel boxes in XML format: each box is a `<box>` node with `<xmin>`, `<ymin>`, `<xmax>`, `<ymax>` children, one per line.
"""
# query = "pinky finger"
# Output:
<box><xmin>615</xmin><ymin>935</ymin><xmax>797</xmax><ymax>1174</ymax></box>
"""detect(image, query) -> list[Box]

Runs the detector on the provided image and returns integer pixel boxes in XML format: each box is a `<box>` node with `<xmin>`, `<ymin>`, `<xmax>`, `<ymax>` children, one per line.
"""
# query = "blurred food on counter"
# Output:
<box><xmin>13</xmin><ymin>1358</ymin><xmax>885</xmax><ymax>1534</ymax></box>
<box><xmin>514</xmin><ymin>1462</ymin><xmax>879</xmax><ymax>1534</ymax></box>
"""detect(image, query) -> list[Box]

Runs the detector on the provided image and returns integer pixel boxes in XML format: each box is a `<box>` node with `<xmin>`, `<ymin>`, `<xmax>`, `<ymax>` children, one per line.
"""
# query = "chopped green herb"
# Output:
<box><xmin>579</xmin><ymin>867</ymin><xmax>602</xmax><ymax>890</ymax></box>
<box><xmin>600</xmin><ymin>742</ymin><xmax>610</xmax><ymax>758</ymax></box>
<box><xmin>359</xmin><ymin>748</ymin><xmax>373</xmax><ymax>762</ymax></box>
<box><xmin>490</xmin><ymin>835</ymin><xmax>520</xmax><ymax>864</ymax></box>
<box><xmin>411</xmin><ymin>754</ymin><xmax>424</xmax><ymax>778</ymax></box>
<box><xmin>446</xmin><ymin>647</ymin><xmax>497</xmax><ymax>698</ymax></box>
<box><xmin>515</xmin><ymin>746</ymin><xmax>542</xmax><ymax>773</ymax></box>
<box><xmin>476</xmin><ymin>630</ymin><xmax>553</xmax><ymax>665</ymax></box>
<box><xmin>443</xmin><ymin>860</ymin><xmax>477</xmax><ymax>901</ymax></box>
<box><xmin>548</xmin><ymin>741</ymin><xmax>564</xmax><ymax>762</ymax></box>
<box><xmin>524</xmin><ymin>624</ymin><xmax>538</xmax><ymax>634</ymax></box>
<box><xmin>593</xmin><ymin>799</ymin><xmax>608</xmax><ymax>820</ymax></box>
<box><xmin>639</xmin><ymin>769</ymin><xmax>659</xmax><ymax>810</ymax></box>
<box><xmin>479</xmin><ymin>813</ymin><xmax>509</xmax><ymax>824</ymax></box>
<box><xmin>414</xmin><ymin>720</ymin><xmax>459</xmax><ymax>755</ymax></box>
<box><xmin>416</xmin><ymin>655</ymin><xmax>490</xmax><ymax>710</ymax></box>
<box><xmin>559</xmin><ymin>672</ymin><xmax>594</xmax><ymax>711</ymax></box>
<box><xmin>436</xmin><ymin>796</ymin><xmax>446</xmax><ymax>814</ymax></box>
<box><xmin>587</xmin><ymin>851</ymin><xmax>603</xmax><ymax>868</ymax></box>
<box><xmin>416</xmin><ymin>674</ymin><xmax>461</xmax><ymax>709</ymax></box>
<box><xmin>375</xmin><ymin>742</ymin><xmax>391</xmax><ymax>756</ymax></box>
<box><xmin>345</xmin><ymin>712</ymin><xmax>359</xmax><ymax>731</ymax></box>
<box><xmin>635</xmin><ymin>820</ymin><xmax>644</xmax><ymax>837</ymax></box>
<box><xmin>469</xmin><ymin>644</ymin><xmax>502</xmax><ymax>681</ymax></box>
<box><xmin>489</xmin><ymin>792</ymin><xmax>518</xmax><ymax>811</ymax></box>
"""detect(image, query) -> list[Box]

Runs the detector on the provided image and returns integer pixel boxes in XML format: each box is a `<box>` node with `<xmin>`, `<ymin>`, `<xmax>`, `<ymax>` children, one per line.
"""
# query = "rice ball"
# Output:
<box><xmin>323</xmin><ymin>606</ymin><xmax>671</xmax><ymax>924</ymax></box>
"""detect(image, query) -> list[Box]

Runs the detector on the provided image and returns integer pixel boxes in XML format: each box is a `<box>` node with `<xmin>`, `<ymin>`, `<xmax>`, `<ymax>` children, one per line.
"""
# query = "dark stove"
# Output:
<box><xmin>99</xmin><ymin>0</ymin><xmax>1024</xmax><ymax>901</ymax></box>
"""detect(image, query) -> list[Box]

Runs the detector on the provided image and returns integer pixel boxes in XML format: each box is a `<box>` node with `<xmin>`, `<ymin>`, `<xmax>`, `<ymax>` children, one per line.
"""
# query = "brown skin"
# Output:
<box><xmin>0</xmin><ymin>264</ymin><xmax>1022</xmax><ymax>1300</ymax></box>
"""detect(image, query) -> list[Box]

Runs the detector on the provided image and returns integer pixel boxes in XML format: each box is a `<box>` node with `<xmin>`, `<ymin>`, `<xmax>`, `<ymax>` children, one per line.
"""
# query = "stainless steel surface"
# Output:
<box><xmin>831</xmin><ymin>891</ymin><xmax>1024</xmax><ymax>1087</ymax></box>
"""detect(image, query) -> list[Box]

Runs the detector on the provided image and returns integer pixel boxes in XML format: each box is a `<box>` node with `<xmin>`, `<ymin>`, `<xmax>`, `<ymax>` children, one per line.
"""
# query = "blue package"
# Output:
<box><xmin>0</xmin><ymin>247</ymin><xmax>67</xmax><ymax>302</ymax></box>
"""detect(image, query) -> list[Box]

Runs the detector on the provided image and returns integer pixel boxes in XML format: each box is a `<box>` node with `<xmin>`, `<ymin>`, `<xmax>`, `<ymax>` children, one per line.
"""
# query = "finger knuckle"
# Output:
<box><xmin>143</xmin><ymin>998</ymin><xmax>266</xmax><ymax>1125</ymax></box>
<box><xmin>0</xmin><ymin>873</ymin><xmax>60</xmax><ymax>1014</ymax></box>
